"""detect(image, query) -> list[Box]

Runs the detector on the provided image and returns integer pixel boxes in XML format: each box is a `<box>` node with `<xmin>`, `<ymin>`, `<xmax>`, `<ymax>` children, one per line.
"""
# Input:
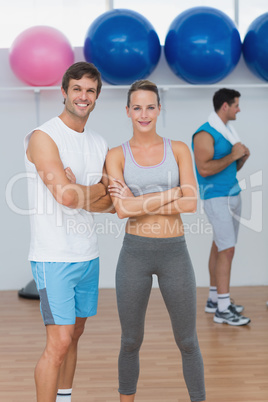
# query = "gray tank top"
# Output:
<box><xmin>122</xmin><ymin>138</ymin><xmax>179</xmax><ymax>196</ymax></box>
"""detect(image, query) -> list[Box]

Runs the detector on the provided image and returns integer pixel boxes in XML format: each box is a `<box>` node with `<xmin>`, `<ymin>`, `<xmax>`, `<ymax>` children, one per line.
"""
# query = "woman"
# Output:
<box><xmin>105</xmin><ymin>80</ymin><xmax>206</xmax><ymax>402</ymax></box>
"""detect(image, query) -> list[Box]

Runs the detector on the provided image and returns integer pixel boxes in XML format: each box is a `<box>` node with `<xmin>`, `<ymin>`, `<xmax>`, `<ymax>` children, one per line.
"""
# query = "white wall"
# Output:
<box><xmin>1</xmin><ymin>46</ymin><xmax>268</xmax><ymax>290</ymax></box>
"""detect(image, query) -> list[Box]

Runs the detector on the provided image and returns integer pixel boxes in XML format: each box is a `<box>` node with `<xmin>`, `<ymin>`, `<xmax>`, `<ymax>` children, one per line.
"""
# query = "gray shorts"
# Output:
<box><xmin>203</xmin><ymin>194</ymin><xmax>241</xmax><ymax>252</ymax></box>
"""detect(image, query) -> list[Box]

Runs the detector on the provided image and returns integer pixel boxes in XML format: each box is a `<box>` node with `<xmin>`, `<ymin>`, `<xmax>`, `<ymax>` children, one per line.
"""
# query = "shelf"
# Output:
<box><xmin>1</xmin><ymin>82</ymin><xmax>268</xmax><ymax>92</ymax></box>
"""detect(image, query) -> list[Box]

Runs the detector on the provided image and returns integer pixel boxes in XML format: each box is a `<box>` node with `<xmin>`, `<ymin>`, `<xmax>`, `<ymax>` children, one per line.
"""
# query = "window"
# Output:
<box><xmin>239</xmin><ymin>0</ymin><xmax>268</xmax><ymax>39</ymax></box>
<box><xmin>0</xmin><ymin>0</ymin><xmax>107</xmax><ymax>48</ymax></box>
<box><xmin>114</xmin><ymin>0</ymin><xmax>234</xmax><ymax>44</ymax></box>
<box><xmin>1</xmin><ymin>0</ymin><xmax>267</xmax><ymax>48</ymax></box>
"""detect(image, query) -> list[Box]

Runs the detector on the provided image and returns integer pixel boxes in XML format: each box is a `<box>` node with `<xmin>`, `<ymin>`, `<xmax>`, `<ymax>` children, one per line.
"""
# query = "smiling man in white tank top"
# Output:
<box><xmin>24</xmin><ymin>62</ymin><xmax>114</xmax><ymax>402</ymax></box>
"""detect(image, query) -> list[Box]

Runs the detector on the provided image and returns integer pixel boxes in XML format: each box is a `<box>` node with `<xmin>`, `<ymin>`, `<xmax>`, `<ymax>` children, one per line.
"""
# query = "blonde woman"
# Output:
<box><xmin>106</xmin><ymin>80</ymin><xmax>206</xmax><ymax>402</ymax></box>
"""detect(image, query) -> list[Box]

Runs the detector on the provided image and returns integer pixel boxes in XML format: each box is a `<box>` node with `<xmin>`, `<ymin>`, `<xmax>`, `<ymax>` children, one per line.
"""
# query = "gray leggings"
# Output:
<box><xmin>116</xmin><ymin>233</ymin><xmax>206</xmax><ymax>402</ymax></box>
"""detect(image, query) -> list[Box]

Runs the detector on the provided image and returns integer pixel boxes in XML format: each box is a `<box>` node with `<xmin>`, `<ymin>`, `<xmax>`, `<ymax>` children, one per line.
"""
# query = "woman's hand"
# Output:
<box><xmin>64</xmin><ymin>167</ymin><xmax>76</xmax><ymax>184</ymax></box>
<box><xmin>108</xmin><ymin>178</ymin><xmax>134</xmax><ymax>199</ymax></box>
<box><xmin>172</xmin><ymin>186</ymin><xmax>183</xmax><ymax>200</ymax></box>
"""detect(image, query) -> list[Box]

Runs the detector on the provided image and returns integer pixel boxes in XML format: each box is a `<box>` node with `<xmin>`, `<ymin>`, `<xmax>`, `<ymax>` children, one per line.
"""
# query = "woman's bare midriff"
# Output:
<box><xmin>125</xmin><ymin>214</ymin><xmax>184</xmax><ymax>238</ymax></box>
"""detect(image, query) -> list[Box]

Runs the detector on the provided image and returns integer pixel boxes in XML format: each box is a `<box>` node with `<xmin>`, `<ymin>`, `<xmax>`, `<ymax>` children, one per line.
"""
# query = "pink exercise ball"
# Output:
<box><xmin>9</xmin><ymin>26</ymin><xmax>74</xmax><ymax>86</ymax></box>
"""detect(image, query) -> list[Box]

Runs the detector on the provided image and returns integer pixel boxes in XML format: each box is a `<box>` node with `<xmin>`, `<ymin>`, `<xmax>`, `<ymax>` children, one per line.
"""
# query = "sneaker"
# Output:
<box><xmin>213</xmin><ymin>305</ymin><xmax>250</xmax><ymax>326</ymax></box>
<box><xmin>230</xmin><ymin>298</ymin><xmax>244</xmax><ymax>313</ymax></box>
<box><xmin>205</xmin><ymin>298</ymin><xmax>244</xmax><ymax>314</ymax></box>
<box><xmin>205</xmin><ymin>298</ymin><xmax>218</xmax><ymax>313</ymax></box>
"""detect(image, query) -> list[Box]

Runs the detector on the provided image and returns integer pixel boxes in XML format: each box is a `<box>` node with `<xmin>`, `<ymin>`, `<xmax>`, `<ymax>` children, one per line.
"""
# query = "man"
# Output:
<box><xmin>192</xmin><ymin>88</ymin><xmax>251</xmax><ymax>326</ymax></box>
<box><xmin>24</xmin><ymin>62</ymin><xmax>114</xmax><ymax>401</ymax></box>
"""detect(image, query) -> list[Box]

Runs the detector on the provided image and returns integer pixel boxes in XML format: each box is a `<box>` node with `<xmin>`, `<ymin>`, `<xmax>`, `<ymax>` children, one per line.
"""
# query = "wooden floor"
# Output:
<box><xmin>0</xmin><ymin>287</ymin><xmax>267</xmax><ymax>402</ymax></box>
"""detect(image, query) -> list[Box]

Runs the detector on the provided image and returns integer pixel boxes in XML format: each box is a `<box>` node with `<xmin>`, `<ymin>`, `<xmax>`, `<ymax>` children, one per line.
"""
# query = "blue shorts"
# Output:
<box><xmin>203</xmin><ymin>194</ymin><xmax>241</xmax><ymax>252</ymax></box>
<box><xmin>31</xmin><ymin>258</ymin><xmax>99</xmax><ymax>325</ymax></box>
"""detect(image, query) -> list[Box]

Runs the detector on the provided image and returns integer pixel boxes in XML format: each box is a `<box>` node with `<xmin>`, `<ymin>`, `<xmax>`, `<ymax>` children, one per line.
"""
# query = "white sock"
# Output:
<box><xmin>209</xmin><ymin>286</ymin><xmax>218</xmax><ymax>303</ymax></box>
<box><xmin>56</xmin><ymin>389</ymin><xmax>72</xmax><ymax>402</ymax></box>
<box><xmin>217</xmin><ymin>293</ymin><xmax>231</xmax><ymax>312</ymax></box>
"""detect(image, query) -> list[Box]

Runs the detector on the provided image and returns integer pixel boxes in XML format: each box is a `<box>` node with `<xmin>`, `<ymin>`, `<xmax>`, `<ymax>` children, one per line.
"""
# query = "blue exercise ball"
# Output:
<box><xmin>84</xmin><ymin>9</ymin><xmax>161</xmax><ymax>85</ymax></box>
<box><xmin>243</xmin><ymin>13</ymin><xmax>268</xmax><ymax>81</ymax></box>
<box><xmin>164</xmin><ymin>7</ymin><xmax>242</xmax><ymax>84</ymax></box>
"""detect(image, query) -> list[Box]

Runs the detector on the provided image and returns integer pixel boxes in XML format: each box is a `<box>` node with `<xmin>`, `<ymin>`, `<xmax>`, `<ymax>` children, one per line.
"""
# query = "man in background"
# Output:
<box><xmin>192</xmin><ymin>88</ymin><xmax>250</xmax><ymax>326</ymax></box>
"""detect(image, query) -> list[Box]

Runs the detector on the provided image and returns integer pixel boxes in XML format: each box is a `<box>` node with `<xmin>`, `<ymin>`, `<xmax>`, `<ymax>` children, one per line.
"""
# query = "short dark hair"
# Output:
<box><xmin>62</xmin><ymin>62</ymin><xmax>102</xmax><ymax>97</ymax></box>
<box><xmin>213</xmin><ymin>88</ymin><xmax>241</xmax><ymax>112</ymax></box>
<box><xmin>127</xmin><ymin>80</ymin><xmax>160</xmax><ymax>107</ymax></box>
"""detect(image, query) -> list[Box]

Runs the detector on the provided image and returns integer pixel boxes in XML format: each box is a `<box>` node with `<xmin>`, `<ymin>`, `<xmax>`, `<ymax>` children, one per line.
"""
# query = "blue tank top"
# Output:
<box><xmin>192</xmin><ymin>122</ymin><xmax>241</xmax><ymax>200</ymax></box>
<box><xmin>122</xmin><ymin>138</ymin><xmax>179</xmax><ymax>196</ymax></box>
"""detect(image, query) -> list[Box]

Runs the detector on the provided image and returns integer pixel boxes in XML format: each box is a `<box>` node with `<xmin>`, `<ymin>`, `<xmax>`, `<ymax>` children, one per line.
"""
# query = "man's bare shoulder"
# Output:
<box><xmin>29</xmin><ymin>129</ymin><xmax>55</xmax><ymax>144</ymax></box>
<box><xmin>193</xmin><ymin>130</ymin><xmax>214</xmax><ymax>144</ymax></box>
<box><xmin>27</xmin><ymin>130</ymin><xmax>59</xmax><ymax>164</ymax></box>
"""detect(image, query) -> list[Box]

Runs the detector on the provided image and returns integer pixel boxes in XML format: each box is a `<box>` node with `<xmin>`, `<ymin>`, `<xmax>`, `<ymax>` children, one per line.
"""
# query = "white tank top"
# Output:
<box><xmin>24</xmin><ymin>117</ymin><xmax>108</xmax><ymax>262</ymax></box>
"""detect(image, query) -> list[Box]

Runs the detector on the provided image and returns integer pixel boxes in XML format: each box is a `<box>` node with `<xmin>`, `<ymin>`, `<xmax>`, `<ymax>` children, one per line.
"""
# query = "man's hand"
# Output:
<box><xmin>236</xmin><ymin>145</ymin><xmax>250</xmax><ymax>171</ymax></box>
<box><xmin>231</xmin><ymin>142</ymin><xmax>248</xmax><ymax>161</ymax></box>
<box><xmin>64</xmin><ymin>167</ymin><xmax>76</xmax><ymax>184</ymax></box>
